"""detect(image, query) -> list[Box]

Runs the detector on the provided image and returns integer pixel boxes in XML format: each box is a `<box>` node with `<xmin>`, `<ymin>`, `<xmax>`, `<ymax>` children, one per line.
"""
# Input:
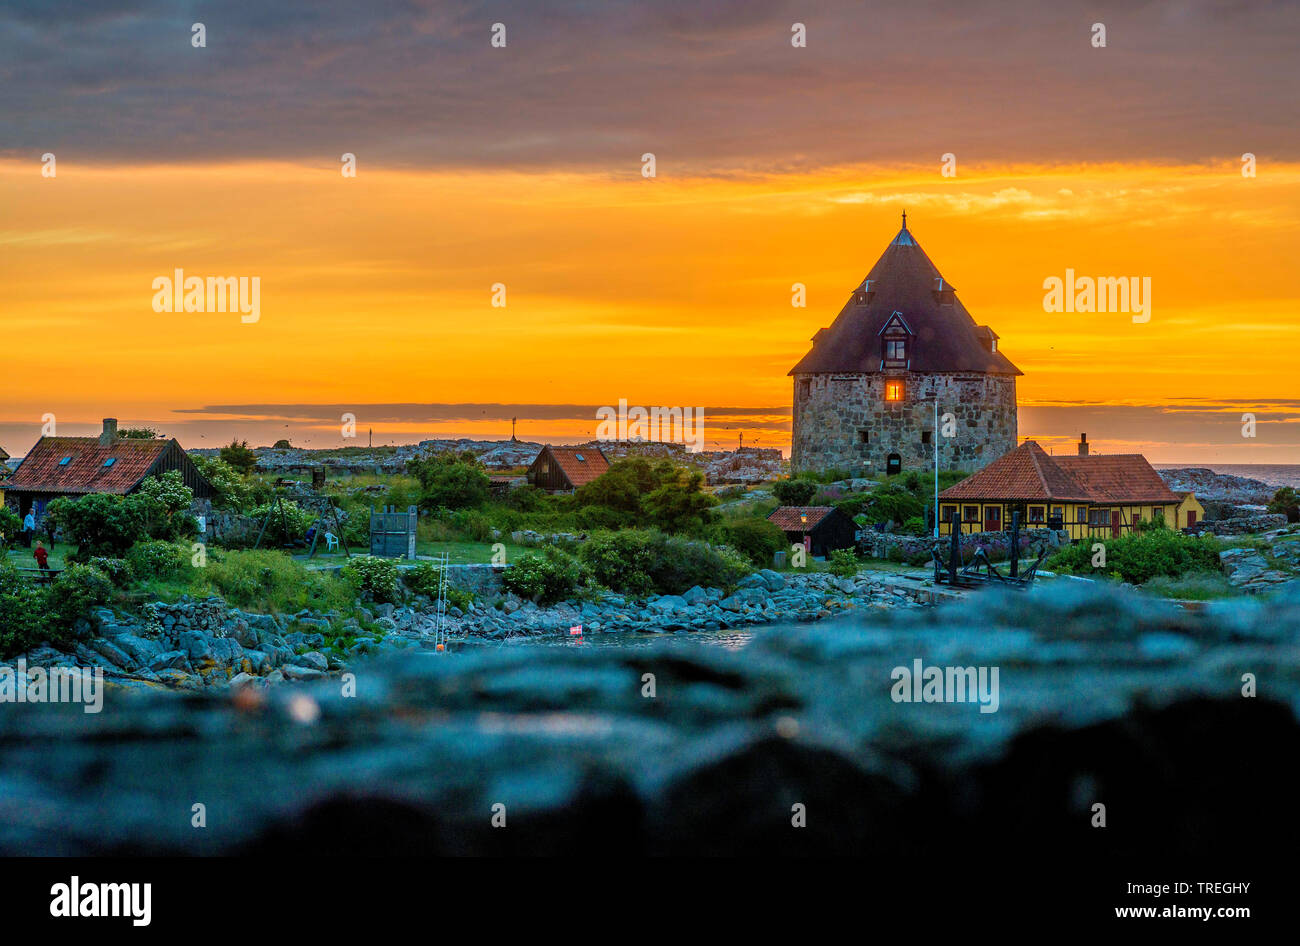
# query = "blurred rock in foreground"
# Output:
<box><xmin>1</xmin><ymin>584</ymin><xmax>1298</xmax><ymax>856</ymax></box>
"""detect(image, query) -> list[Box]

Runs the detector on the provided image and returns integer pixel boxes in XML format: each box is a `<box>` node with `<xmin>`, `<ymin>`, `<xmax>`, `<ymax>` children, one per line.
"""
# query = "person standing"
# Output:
<box><xmin>22</xmin><ymin>509</ymin><xmax>35</xmax><ymax>549</ymax></box>
<box><xmin>33</xmin><ymin>540</ymin><xmax>50</xmax><ymax>575</ymax></box>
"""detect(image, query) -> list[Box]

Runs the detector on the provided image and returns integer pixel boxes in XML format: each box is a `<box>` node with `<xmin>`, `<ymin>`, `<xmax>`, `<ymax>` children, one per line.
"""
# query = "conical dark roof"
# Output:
<box><xmin>789</xmin><ymin>215</ymin><xmax>1021</xmax><ymax>376</ymax></box>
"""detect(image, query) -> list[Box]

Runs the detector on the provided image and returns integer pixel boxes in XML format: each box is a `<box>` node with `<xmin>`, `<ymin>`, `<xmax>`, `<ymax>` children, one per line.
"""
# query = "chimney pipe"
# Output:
<box><xmin>1078</xmin><ymin>433</ymin><xmax>1088</xmax><ymax>457</ymax></box>
<box><xmin>100</xmin><ymin>418</ymin><xmax>118</xmax><ymax>446</ymax></box>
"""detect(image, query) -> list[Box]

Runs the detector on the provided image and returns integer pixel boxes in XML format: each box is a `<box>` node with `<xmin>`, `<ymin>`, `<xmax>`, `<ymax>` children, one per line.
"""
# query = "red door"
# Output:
<box><xmin>1187</xmin><ymin>510</ymin><xmax>1197</xmax><ymax>528</ymax></box>
<box><xmin>984</xmin><ymin>506</ymin><xmax>1001</xmax><ymax>532</ymax></box>
<box><xmin>1111</xmin><ymin>510</ymin><xmax>1121</xmax><ymax>538</ymax></box>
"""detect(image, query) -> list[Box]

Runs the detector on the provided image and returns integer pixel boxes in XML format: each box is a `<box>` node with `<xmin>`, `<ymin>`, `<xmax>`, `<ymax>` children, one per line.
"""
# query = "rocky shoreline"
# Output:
<box><xmin>6</xmin><ymin>570</ymin><xmax>934</xmax><ymax>693</ymax></box>
<box><xmin>4</xmin><ymin>582</ymin><xmax>1298</xmax><ymax>856</ymax></box>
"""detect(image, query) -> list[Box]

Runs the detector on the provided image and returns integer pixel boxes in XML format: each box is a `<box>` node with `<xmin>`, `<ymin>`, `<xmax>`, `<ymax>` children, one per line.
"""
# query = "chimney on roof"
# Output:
<box><xmin>1078</xmin><ymin>433</ymin><xmax>1088</xmax><ymax>457</ymax></box>
<box><xmin>100</xmin><ymin>418</ymin><xmax>118</xmax><ymax>446</ymax></box>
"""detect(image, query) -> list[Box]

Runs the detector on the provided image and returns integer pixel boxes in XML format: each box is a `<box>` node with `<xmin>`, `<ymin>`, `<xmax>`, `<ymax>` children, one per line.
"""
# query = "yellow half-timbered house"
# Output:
<box><xmin>938</xmin><ymin>436</ymin><xmax>1188</xmax><ymax>540</ymax></box>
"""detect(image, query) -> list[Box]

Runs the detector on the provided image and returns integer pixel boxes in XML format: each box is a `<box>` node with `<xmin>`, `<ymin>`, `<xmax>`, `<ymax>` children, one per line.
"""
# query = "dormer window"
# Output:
<box><xmin>933</xmin><ymin>276</ymin><xmax>955</xmax><ymax>305</ymax></box>
<box><xmin>853</xmin><ymin>278</ymin><xmax>875</xmax><ymax>306</ymax></box>
<box><xmin>878</xmin><ymin>311</ymin><xmax>913</xmax><ymax>367</ymax></box>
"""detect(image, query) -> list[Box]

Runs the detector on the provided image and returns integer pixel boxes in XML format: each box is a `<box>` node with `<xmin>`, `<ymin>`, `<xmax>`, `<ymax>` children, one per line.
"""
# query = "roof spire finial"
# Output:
<box><xmin>901</xmin><ymin>209</ymin><xmax>907</xmax><ymax>229</ymax></box>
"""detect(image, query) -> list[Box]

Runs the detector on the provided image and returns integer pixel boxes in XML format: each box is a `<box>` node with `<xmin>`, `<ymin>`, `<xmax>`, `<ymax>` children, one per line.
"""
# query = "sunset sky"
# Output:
<box><xmin>2</xmin><ymin>0</ymin><xmax>1298</xmax><ymax>463</ymax></box>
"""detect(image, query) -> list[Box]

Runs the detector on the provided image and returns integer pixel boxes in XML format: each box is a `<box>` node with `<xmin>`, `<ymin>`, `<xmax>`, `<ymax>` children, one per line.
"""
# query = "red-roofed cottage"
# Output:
<box><xmin>526</xmin><ymin>445</ymin><xmax>610</xmax><ymax>492</ymax></box>
<box><xmin>2</xmin><ymin>418</ymin><xmax>214</xmax><ymax>520</ymax></box>
<box><xmin>938</xmin><ymin>435</ymin><xmax>1185</xmax><ymax>539</ymax></box>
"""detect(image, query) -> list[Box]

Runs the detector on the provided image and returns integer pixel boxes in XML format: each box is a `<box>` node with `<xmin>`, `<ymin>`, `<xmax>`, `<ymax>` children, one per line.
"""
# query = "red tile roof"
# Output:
<box><xmin>1055</xmin><ymin>455</ymin><xmax>1182</xmax><ymax>503</ymax></box>
<box><xmin>4</xmin><ymin>437</ymin><xmax>173</xmax><ymax>495</ymax></box>
<box><xmin>535</xmin><ymin>445</ymin><xmax>609</xmax><ymax>487</ymax></box>
<box><xmin>939</xmin><ymin>441</ymin><xmax>1180</xmax><ymax>505</ymax></box>
<box><xmin>768</xmin><ymin>506</ymin><xmax>837</xmax><ymax>531</ymax></box>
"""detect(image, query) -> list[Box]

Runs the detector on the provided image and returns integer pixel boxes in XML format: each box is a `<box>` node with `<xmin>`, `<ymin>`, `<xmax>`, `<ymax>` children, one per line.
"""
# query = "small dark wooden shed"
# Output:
<box><xmin>767</xmin><ymin>505</ymin><xmax>858</xmax><ymax>557</ymax></box>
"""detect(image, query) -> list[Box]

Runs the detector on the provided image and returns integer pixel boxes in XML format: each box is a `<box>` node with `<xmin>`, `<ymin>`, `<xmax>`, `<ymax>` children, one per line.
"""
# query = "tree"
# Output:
<box><xmin>135</xmin><ymin>471</ymin><xmax>196</xmax><ymax>539</ymax></box>
<box><xmin>772</xmin><ymin>478</ymin><xmax>817</xmax><ymax>506</ymax></box>
<box><xmin>407</xmin><ymin>451</ymin><xmax>489</xmax><ymax>511</ymax></box>
<box><xmin>220</xmin><ymin>440</ymin><xmax>258</xmax><ymax>475</ymax></box>
<box><xmin>643</xmin><ymin>468</ymin><xmax>716</xmax><ymax>535</ymax></box>
<box><xmin>45</xmin><ymin>494</ymin><xmax>146</xmax><ymax>559</ymax></box>
<box><xmin>117</xmin><ymin>427</ymin><xmax>162</xmax><ymax>439</ymax></box>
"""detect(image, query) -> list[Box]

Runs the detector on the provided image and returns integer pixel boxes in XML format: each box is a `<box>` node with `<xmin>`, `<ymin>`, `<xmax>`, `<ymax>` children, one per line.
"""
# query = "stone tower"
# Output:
<box><xmin>789</xmin><ymin>214</ymin><xmax>1019</xmax><ymax>475</ymax></box>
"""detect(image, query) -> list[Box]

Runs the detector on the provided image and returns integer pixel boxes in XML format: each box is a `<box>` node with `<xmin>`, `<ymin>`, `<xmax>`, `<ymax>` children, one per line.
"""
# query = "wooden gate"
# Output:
<box><xmin>370</xmin><ymin>505</ymin><xmax>418</xmax><ymax>559</ymax></box>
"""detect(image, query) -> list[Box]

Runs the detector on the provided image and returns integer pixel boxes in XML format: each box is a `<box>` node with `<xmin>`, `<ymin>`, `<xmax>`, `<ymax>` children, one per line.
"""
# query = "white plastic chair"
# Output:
<box><xmin>325</xmin><ymin>532</ymin><xmax>339</xmax><ymax>551</ymax></box>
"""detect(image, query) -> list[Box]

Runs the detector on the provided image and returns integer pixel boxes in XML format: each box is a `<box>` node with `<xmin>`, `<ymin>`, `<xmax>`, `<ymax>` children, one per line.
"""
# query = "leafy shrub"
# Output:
<box><xmin>860</xmin><ymin>484</ymin><xmax>925</xmax><ymax>527</ymax></box>
<box><xmin>900</xmin><ymin>516</ymin><xmax>928</xmax><ymax>535</ymax></box>
<box><xmin>220</xmin><ymin>439</ymin><xmax>258</xmax><ymax>475</ymax></box>
<box><xmin>772</xmin><ymin>478</ymin><xmax>817</xmax><ymax>506</ymax></box>
<box><xmin>578</xmin><ymin>530</ymin><xmax>749</xmax><ymax>596</ymax></box>
<box><xmin>828</xmin><ymin>548</ymin><xmax>861</xmax><ymax>578</ymax></box>
<box><xmin>193</xmin><ymin>455</ymin><xmax>255</xmax><ymax>511</ymax></box>
<box><xmin>407</xmin><ymin>451</ymin><xmax>489</xmax><ymax>511</ymax></box>
<box><xmin>0</xmin><ymin>507</ymin><xmax>22</xmax><ymax>550</ymax></box>
<box><xmin>503</xmin><ymin>485</ymin><xmax>548</xmax><ymax>511</ymax></box>
<box><xmin>713</xmin><ymin>518</ymin><xmax>787</xmax><ymax>567</ymax></box>
<box><xmin>198</xmin><ymin>550</ymin><xmax>352</xmax><ymax>612</ymax></box>
<box><xmin>402</xmin><ymin>562</ymin><xmax>474</xmax><ymax>610</ymax></box>
<box><xmin>125</xmin><ymin>540</ymin><xmax>189</xmax><ymax>582</ymax></box>
<box><xmin>1046</xmin><ymin>530</ymin><xmax>1222</xmax><ymax>585</ymax></box>
<box><xmin>0</xmin><ymin>563</ymin><xmax>47</xmax><ymax>657</ymax></box>
<box><xmin>44</xmin><ymin>563</ymin><xmax>114</xmax><ymax>635</ymax></box>
<box><xmin>503</xmin><ymin>546</ymin><xmax>587</xmax><ymax>604</ymax></box>
<box><xmin>642</xmin><ymin>468</ymin><xmax>716</xmax><ymax>535</ymax></box>
<box><xmin>248</xmin><ymin>499</ymin><xmax>316</xmax><ymax>546</ymax></box>
<box><xmin>574</xmin><ymin>504</ymin><xmax>632</xmax><ymax>530</ymax></box>
<box><xmin>87</xmin><ymin>557</ymin><xmax>133</xmax><ymax>587</ymax></box>
<box><xmin>342</xmin><ymin>556</ymin><xmax>402</xmax><ymax>603</ymax></box>
<box><xmin>450</xmin><ymin>508</ymin><xmax>494</xmax><ymax>542</ymax></box>
<box><xmin>45</xmin><ymin>493</ymin><xmax>146</xmax><ymax>559</ymax></box>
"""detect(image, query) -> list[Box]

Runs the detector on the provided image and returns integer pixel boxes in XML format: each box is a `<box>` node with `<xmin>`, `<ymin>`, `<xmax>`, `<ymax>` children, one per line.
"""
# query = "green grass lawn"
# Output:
<box><xmin>292</xmin><ymin>539</ymin><xmax>532</xmax><ymax>566</ymax></box>
<box><xmin>4</xmin><ymin>541</ymin><xmax>74</xmax><ymax>570</ymax></box>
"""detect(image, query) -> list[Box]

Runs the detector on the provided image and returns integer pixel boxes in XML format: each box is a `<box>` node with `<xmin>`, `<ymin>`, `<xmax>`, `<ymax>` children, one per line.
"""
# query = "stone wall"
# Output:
<box><xmin>1191</xmin><ymin>513</ymin><xmax>1288</xmax><ymax>537</ymax></box>
<box><xmin>862</xmin><ymin>527</ymin><xmax>1068</xmax><ymax>562</ymax></box>
<box><xmin>790</xmin><ymin>371</ymin><xmax>1017</xmax><ymax>475</ymax></box>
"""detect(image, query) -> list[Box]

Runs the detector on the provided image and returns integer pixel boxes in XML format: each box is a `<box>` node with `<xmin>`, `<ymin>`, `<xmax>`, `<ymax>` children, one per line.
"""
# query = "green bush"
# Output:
<box><xmin>900</xmin><ymin>516</ymin><xmax>928</xmax><ymax>535</ymax></box>
<box><xmin>248</xmin><ymin>499</ymin><xmax>316</xmax><ymax>546</ymax></box>
<box><xmin>197</xmin><ymin>549</ymin><xmax>353</xmax><ymax>612</ymax></box>
<box><xmin>125</xmin><ymin>540</ymin><xmax>189</xmax><ymax>582</ymax></box>
<box><xmin>574</xmin><ymin>504</ymin><xmax>633</xmax><ymax>530</ymax></box>
<box><xmin>0</xmin><ymin>563</ymin><xmax>48</xmax><ymax>657</ymax></box>
<box><xmin>503</xmin><ymin>485</ymin><xmax>548</xmax><ymax>512</ymax></box>
<box><xmin>341</xmin><ymin>556</ymin><xmax>402</xmax><ymax>603</ymax></box>
<box><xmin>828</xmin><ymin>548</ymin><xmax>861</xmax><ymax>578</ymax></box>
<box><xmin>578</xmin><ymin>530</ymin><xmax>749</xmax><ymax>596</ymax></box>
<box><xmin>572</xmin><ymin>458</ymin><xmax>715</xmax><ymax>534</ymax></box>
<box><xmin>407</xmin><ymin>451</ymin><xmax>490</xmax><ymax>511</ymax></box>
<box><xmin>450</xmin><ymin>508</ymin><xmax>494</xmax><ymax>542</ymax></box>
<box><xmin>87</xmin><ymin>556</ymin><xmax>134</xmax><ymax>587</ymax></box>
<box><xmin>713</xmin><ymin>518</ymin><xmax>787</xmax><ymax>567</ymax></box>
<box><xmin>44</xmin><ymin>563</ymin><xmax>114</xmax><ymax>635</ymax></box>
<box><xmin>1046</xmin><ymin>530</ymin><xmax>1222</xmax><ymax>585</ymax></box>
<box><xmin>402</xmin><ymin>562</ymin><xmax>474</xmax><ymax>610</ymax></box>
<box><xmin>0</xmin><ymin>507</ymin><xmax>22</xmax><ymax>550</ymax></box>
<box><xmin>46</xmin><ymin>493</ymin><xmax>146</xmax><ymax>559</ymax></box>
<box><xmin>503</xmin><ymin>546</ymin><xmax>587</xmax><ymax>604</ymax></box>
<box><xmin>772</xmin><ymin>478</ymin><xmax>817</xmax><ymax>506</ymax></box>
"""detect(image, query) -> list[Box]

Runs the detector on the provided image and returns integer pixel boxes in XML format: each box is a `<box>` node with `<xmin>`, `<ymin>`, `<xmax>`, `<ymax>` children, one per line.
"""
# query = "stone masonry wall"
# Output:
<box><xmin>790</xmin><ymin>371</ymin><xmax>1017</xmax><ymax>475</ymax></box>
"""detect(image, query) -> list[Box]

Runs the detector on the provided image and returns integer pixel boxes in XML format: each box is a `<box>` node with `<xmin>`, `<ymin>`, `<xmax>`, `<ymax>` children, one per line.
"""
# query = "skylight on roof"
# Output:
<box><xmin>103</xmin><ymin>458</ymin><xmax>116</xmax><ymax>467</ymax></box>
<box><xmin>574</xmin><ymin>453</ymin><xmax>585</xmax><ymax>462</ymax></box>
<box><xmin>58</xmin><ymin>456</ymin><xmax>71</xmax><ymax>466</ymax></box>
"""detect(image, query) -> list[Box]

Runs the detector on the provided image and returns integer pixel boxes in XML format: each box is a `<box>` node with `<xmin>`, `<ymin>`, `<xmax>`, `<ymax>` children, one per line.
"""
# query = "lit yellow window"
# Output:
<box><xmin>885</xmin><ymin>380</ymin><xmax>904</xmax><ymax>401</ymax></box>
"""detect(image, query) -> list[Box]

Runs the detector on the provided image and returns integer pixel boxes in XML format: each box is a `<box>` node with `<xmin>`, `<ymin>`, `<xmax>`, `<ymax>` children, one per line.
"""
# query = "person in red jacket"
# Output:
<box><xmin>33</xmin><ymin>540</ymin><xmax>50</xmax><ymax>573</ymax></box>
